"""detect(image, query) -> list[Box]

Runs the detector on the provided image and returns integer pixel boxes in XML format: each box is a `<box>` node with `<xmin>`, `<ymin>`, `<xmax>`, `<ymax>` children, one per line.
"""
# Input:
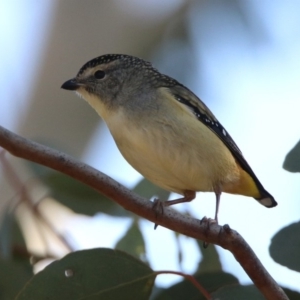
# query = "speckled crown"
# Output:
<box><xmin>77</xmin><ymin>54</ymin><xmax>152</xmax><ymax>76</ymax></box>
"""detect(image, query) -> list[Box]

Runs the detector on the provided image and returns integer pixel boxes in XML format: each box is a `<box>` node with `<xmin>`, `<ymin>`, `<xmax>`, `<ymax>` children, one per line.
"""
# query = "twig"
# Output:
<box><xmin>155</xmin><ymin>270</ymin><xmax>211</xmax><ymax>299</ymax></box>
<box><xmin>0</xmin><ymin>125</ymin><xmax>288</xmax><ymax>300</ymax></box>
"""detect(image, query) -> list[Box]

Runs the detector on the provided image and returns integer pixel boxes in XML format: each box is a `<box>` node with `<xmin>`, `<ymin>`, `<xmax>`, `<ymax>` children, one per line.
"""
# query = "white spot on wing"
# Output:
<box><xmin>260</xmin><ymin>197</ymin><xmax>273</xmax><ymax>207</ymax></box>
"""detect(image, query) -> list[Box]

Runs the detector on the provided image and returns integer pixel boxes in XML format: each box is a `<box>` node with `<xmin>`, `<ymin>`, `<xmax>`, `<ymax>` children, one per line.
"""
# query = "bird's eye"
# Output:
<box><xmin>94</xmin><ymin>70</ymin><xmax>106</xmax><ymax>79</ymax></box>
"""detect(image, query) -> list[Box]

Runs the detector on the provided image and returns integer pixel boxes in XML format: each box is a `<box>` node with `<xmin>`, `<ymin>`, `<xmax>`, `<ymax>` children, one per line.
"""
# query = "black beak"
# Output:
<box><xmin>61</xmin><ymin>79</ymin><xmax>80</xmax><ymax>91</ymax></box>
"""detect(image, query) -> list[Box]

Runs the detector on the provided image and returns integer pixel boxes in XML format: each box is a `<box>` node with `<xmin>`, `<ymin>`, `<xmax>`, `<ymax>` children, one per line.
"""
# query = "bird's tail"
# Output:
<box><xmin>255</xmin><ymin>189</ymin><xmax>277</xmax><ymax>208</ymax></box>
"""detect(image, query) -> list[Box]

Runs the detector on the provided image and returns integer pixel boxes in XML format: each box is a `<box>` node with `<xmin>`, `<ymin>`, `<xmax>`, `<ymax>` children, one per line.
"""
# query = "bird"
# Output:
<box><xmin>61</xmin><ymin>54</ymin><xmax>277</xmax><ymax>222</ymax></box>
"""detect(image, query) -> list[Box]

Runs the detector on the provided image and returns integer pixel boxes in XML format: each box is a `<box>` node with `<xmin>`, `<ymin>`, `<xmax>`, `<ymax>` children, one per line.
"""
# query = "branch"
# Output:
<box><xmin>0</xmin><ymin>125</ymin><xmax>288</xmax><ymax>300</ymax></box>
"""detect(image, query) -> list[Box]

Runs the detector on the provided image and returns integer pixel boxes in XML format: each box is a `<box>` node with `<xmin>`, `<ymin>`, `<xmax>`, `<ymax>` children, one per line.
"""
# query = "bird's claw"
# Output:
<box><xmin>200</xmin><ymin>216</ymin><xmax>218</xmax><ymax>248</ymax></box>
<box><xmin>152</xmin><ymin>198</ymin><xmax>164</xmax><ymax>229</ymax></box>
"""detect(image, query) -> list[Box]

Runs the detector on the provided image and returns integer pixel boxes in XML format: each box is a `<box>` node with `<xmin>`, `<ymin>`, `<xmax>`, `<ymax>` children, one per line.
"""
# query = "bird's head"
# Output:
<box><xmin>61</xmin><ymin>54</ymin><xmax>171</xmax><ymax>109</ymax></box>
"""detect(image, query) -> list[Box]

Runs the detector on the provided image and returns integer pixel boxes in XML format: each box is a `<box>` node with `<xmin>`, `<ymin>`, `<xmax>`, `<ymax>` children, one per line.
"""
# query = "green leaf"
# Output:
<box><xmin>282</xmin><ymin>287</ymin><xmax>300</xmax><ymax>300</ymax></box>
<box><xmin>195</xmin><ymin>239</ymin><xmax>222</xmax><ymax>273</ymax></box>
<box><xmin>0</xmin><ymin>208</ymin><xmax>15</xmax><ymax>258</ymax></box>
<box><xmin>283</xmin><ymin>139</ymin><xmax>300</xmax><ymax>172</ymax></box>
<box><xmin>115</xmin><ymin>221</ymin><xmax>147</xmax><ymax>263</ymax></box>
<box><xmin>211</xmin><ymin>284</ymin><xmax>264</xmax><ymax>300</ymax></box>
<box><xmin>16</xmin><ymin>248</ymin><xmax>155</xmax><ymax>300</ymax></box>
<box><xmin>174</xmin><ymin>232</ymin><xmax>183</xmax><ymax>268</ymax></box>
<box><xmin>46</xmin><ymin>172</ymin><xmax>131</xmax><ymax>216</ymax></box>
<box><xmin>269</xmin><ymin>221</ymin><xmax>300</xmax><ymax>272</ymax></box>
<box><xmin>153</xmin><ymin>272</ymin><xmax>238</xmax><ymax>300</ymax></box>
<box><xmin>26</xmin><ymin>160</ymin><xmax>54</xmax><ymax>179</ymax></box>
<box><xmin>0</xmin><ymin>258</ymin><xmax>33</xmax><ymax>300</ymax></box>
<box><xmin>133</xmin><ymin>178</ymin><xmax>171</xmax><ymax>201</ymax></box>
<box><xmin>27</xmin><ymin>161</ymin><xmax>133</xmax><ymax>217</ymax></box>
<box><xmin>0</xmin><ymin>210</ymin><xmax>27</xmax><ymax>259</ymax></box>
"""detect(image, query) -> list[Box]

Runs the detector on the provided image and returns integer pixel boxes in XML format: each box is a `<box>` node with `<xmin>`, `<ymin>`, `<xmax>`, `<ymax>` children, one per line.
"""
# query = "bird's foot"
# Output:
<box><xmin>152</xmin><ymin>191</ymin><xmax>196</xmax><ymax>229</ymax></box>
<box><xmin>152</xmin><ymin>198</ymin><xmax>165</xmax><ymax>229</ymax></box>
<box><xmin>200</xmin><ymin>216</ymin><xmax>217</xmax><ymax>226</ymax></box>
<box><xmin>200</xmin><ymin>216</ymin><xmax>218</xmax><ymax>248</ymax></box>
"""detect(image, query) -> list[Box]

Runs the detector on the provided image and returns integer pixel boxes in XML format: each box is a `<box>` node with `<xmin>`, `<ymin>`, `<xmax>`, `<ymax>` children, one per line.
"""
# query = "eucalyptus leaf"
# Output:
<box><xmin>283</xmin><ymin>139</ymin><xmax>300</xmax><ymax>172</ymax></box>
<box><xmin>0</xmin><ymin>208</ymin><xmax>14</xmax><ymax>258</ymax></box>
<box><xmin>211</xmin><ymin>284</ymin><xmax>264</xmax><ymax>300</ymax></box>
<box><xmin>195</xmin><ymin>239</ymin><xmax>222</xmax><ymax>274</ymax></box>
<box><xmin>0</xmin><ymin>210</ymin><xmax>27</xmax><ymax>259</ymax></box>
<box><xmin>16</xmin><ymin>248</ymin><xmax>155</xmax><ymax>300</ymax></box>
<box><xmin>115</xmin><ymin>221</ymin><xmax>147</xmax><ymax>263</ymax></box>
<box><xmin>27</xmin><ymin>162</ymin><xmax>132</xmax><ymax>217</ymax></box>
<box><xmin>0</xmin><ymin>259</ymin><xmax>33</xmax><ymax>300</ymax></box>
<box><xmin>45</xmin><ymin>172</ymin><xmax>130</xmax><ymax>217</ymax></box>
<box><xmin>282</xmin><ymin>287</ymin><xmax>300</xmax><ymax>300</ymax></box>
<box><xmin>133</xmin><ymin>178</ymin><xmax>171</xmax><ymax>201</ymax></box>
<box><xmin>269</xmin><ymin>221</ymin><xmax>300</xmax><ymax>272</ymax></box>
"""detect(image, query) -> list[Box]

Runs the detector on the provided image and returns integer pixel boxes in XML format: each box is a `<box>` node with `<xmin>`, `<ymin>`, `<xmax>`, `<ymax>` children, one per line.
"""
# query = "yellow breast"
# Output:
<box><xmin>79</xmin><ymin>86</ymin><xmax>259</xmax><ymax>198</ymax></box>
<box><xmin>105</xmin><ymin>96</ymin><xmax>241</xmax><ymax>196</ymax></box>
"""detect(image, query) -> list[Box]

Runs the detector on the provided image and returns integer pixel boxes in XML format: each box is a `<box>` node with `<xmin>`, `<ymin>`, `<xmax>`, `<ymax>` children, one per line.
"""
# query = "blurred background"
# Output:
<box><xmin>0</xmin><ymin>0</ymin><xmax>300</xmax><ymax>294</ymax></box>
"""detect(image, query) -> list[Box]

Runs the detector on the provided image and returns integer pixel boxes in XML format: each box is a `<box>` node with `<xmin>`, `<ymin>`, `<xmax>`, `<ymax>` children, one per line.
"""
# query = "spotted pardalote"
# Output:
<box><xmin>61</xmin><ymin>54</ymin><xmax>277</xmax><ymax>221</ymax></box>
